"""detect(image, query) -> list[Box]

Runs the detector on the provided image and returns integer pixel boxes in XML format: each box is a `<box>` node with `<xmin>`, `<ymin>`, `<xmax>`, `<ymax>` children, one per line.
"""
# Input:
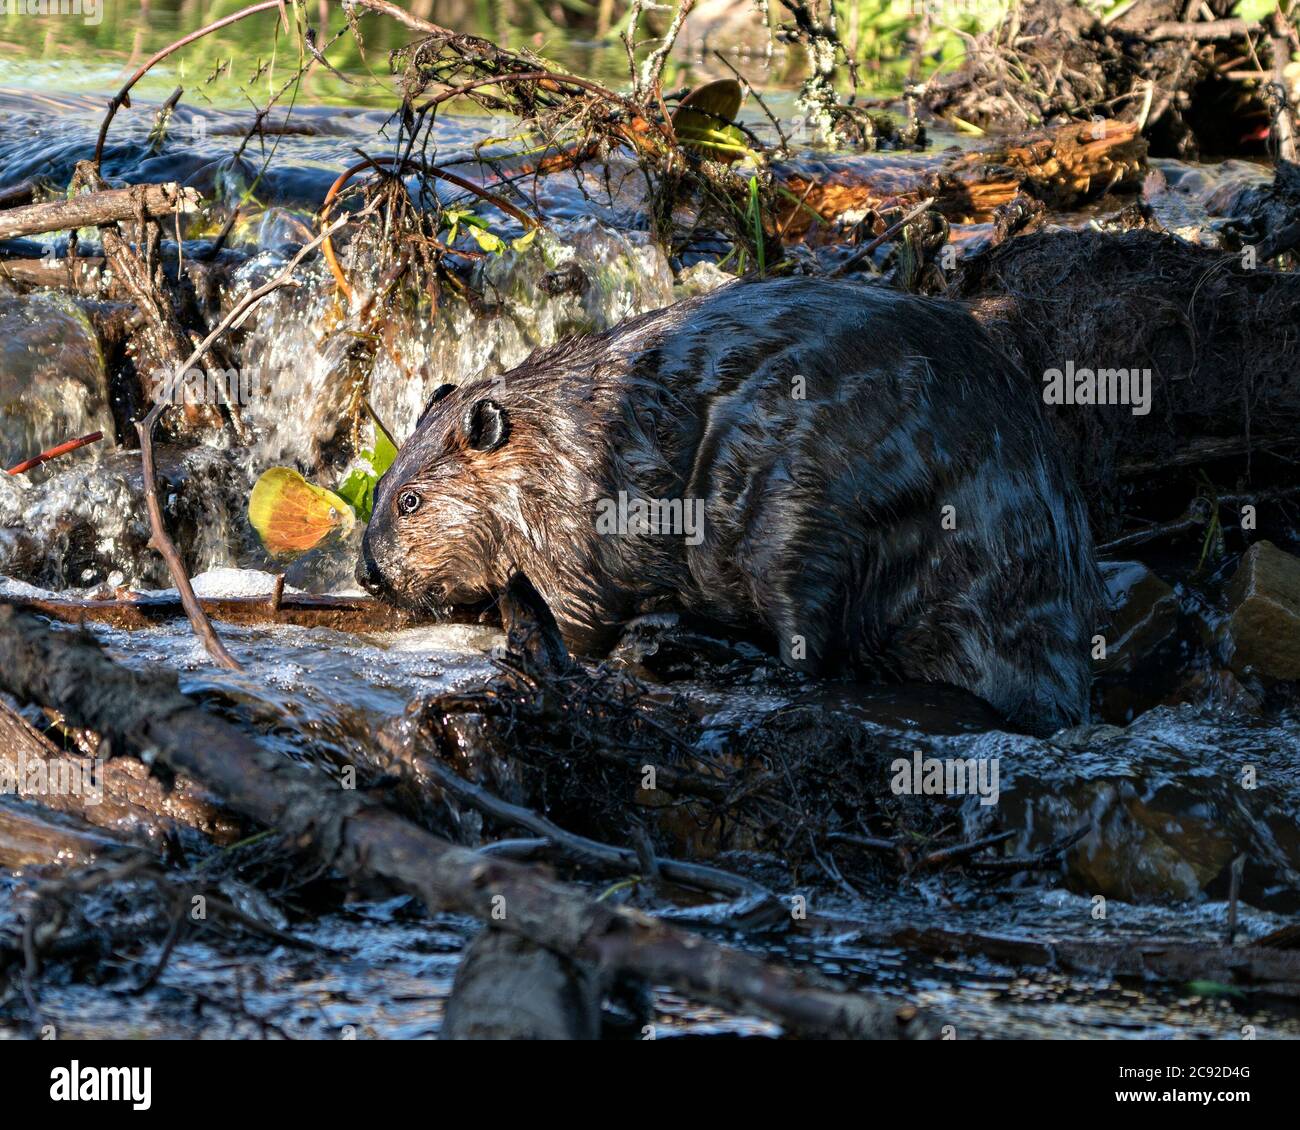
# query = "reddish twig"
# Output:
<box><xmin>5</xmin><ymin>432</ymin><xmax>104</xmax><ymax>476</ymax></box>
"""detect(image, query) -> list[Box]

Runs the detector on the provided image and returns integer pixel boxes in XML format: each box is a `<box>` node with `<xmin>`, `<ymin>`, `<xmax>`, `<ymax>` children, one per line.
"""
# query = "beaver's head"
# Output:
<box><xmin>356</xmin><ymin>382</ymin><xmax>516</xmax><ymax>610</ymax></box>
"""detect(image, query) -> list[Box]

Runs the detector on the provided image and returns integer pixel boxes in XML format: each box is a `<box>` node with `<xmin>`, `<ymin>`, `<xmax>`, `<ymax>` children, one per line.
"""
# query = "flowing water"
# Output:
<box><xmin>1</xmin><ymin>8</ymin><xmax>1298</xmax><ymax>1039</ymax></box>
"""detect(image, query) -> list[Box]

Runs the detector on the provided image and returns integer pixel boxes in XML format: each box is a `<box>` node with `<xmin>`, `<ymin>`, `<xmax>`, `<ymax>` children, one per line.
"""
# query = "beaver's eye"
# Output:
<box><xmin>397</xmin><ymin>490</ymin><xmax>421</xmax><ymax>516</ymax></box>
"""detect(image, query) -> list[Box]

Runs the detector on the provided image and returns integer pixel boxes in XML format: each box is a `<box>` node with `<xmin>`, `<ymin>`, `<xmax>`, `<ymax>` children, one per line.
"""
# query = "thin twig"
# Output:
<box><xmin>6</xmin><ymin>432</ymin><xmax>104</xmax><ymax>476</ymax></box>
<box><xmin>829</xmin><ymin>197</ymin><xmax>935</xmax><ymax>278</ymax></box>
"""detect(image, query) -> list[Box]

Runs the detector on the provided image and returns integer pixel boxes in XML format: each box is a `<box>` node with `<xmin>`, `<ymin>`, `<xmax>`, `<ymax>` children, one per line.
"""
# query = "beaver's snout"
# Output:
<box><xmin>355</xmin><ymin>537</ymin><xmax>386</xmax><ymax>596</ymax></box>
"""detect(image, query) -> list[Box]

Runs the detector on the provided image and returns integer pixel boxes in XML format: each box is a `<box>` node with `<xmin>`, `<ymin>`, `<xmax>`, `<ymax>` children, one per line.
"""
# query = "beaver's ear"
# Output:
<box><xmin>416</xmin><ymin>383</ymin><xmax>457</xmax><ymax>429</ymax></box>
<box><xmin>464</xmin><ymin>398</ymin><xmax>510</xmax><ymax>452</ymax></box>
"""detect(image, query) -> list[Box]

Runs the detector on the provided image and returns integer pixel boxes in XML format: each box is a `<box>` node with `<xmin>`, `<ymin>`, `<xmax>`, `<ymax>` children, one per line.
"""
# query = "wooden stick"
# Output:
<box><xmin>93</xmin><ymin>1</ymin><xmax>285</xmax><ymax>167</ymax></box>
<box><xmin>1</xmin><ymin>590</ymin><xmax>441</xmax><ymax>633</ymax></box>
<box><xmin>1147</xmin><ymin>19</ymin><xmax>1257</xmax><ymax>41</ymax></box>
<box><xmin>829</xmin><ymin>197</ymin><xmax>935</xmax><ymax>278</ymax></box>
<box><xmin>1272</xmin><ymin>16</ymin><xmax>1298</xmax><ymax>163</ymax></box>
<box><xmin>0</xmin><ymin>183</ymin><xmax>200</xmax><ymax>241</ymax></box>
<box><xmin>136</xmin><ymin>424</ymin><xmax>241</xmax><ymax>670</ymax></box>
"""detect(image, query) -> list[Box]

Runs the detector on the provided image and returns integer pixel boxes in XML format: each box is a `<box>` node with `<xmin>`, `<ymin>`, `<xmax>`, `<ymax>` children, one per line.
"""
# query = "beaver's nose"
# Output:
<box><xmin>355</xmin><ymin>541</ymin><xmax>384</xmax><ymax>595</ymax></box>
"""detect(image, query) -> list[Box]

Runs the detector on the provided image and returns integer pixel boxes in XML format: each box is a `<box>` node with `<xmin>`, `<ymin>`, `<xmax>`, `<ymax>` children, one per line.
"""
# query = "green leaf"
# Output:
<box><xmin>511</xmin><ymin>228</ymin><xmax>539</xmax><ymax>253</ymax></box>
<box><xmin>336</xmin><ymin>467</ymin><xmax>376</xmax><ymax>524</ymax></box>
<box><xmin>1233</xmin><ymin>0</ymin><xmax>1276</xmax><ymax>20</ymax></box>
<box><xmin>371</xmin><ymin>428</ymin><xmax>398</xmax><ymax>476</ymax></box>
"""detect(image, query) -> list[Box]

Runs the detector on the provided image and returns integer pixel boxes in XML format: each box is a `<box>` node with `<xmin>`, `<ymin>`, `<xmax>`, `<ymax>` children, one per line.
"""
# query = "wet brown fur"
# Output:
<box><xmin>360</xmin><ymin>277</ymin><xmax>1100</xmax><ymax>735</ymax></box>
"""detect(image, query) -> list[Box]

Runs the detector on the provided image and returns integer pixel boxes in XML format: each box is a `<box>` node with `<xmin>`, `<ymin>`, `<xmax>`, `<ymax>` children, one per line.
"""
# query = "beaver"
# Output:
<box><xmin>357</xmin><ymin>277</ymin><xmax>1100</xmax><ymax>735</ymax></box>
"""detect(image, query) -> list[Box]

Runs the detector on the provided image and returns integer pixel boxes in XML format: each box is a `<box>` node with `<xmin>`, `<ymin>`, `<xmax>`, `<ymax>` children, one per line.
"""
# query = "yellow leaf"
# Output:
<box><xmin>469</xmin><ymin>226</ymin><xmax>506</xmax><ymax>254</ymax></box>
<box><xmin>248</xmin><ymin>467</ymin><xmax>355</xmax><ymax>558</ymax></box>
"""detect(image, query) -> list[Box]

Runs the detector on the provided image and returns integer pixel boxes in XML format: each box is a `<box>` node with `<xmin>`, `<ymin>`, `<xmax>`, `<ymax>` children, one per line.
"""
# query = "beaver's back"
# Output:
<box><xmin>597</xmin><ymin>279</ymin><xmax>1097</xmax><ymax>733</ymax></box>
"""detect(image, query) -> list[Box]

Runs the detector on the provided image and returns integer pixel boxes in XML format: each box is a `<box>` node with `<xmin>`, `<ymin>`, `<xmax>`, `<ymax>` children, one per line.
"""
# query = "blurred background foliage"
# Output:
<box><xmin>0</xmin><ymin>0</ymin><xmax>1288</xmax><ymax>105</ymax></box>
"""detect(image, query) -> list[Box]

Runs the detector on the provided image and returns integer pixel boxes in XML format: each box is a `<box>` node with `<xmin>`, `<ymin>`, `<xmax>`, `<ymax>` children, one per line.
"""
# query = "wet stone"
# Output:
<box><xmin>1096</xmin><ymin>561</ymin><xmax>1179</xmax><ymax>674</ymax></box>
<box><xmin>1223</xmin><ymin>540</ymin><xmax>1300</xmax><ymax>682</ymax></box>
<box><xmin>960</xmin><ymin>708</ymin><xmax>1300</xmax><ymax>910</ymax></box>
<box><xmin>1093</xmin><ymin>560</ymin><xmax>1183</xmax><ymax>723</ymax></box>
<box><xmin>0</xmin><ymin>292</ymin><xmax>115</xmax><ymax>470</ymax></box>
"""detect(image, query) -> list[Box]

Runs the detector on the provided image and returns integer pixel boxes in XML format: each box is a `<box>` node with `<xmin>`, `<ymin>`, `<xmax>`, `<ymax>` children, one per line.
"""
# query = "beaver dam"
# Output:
<box><xmin>0</xmin><ymin>0</ymin><xmax>1299</xmax><ymax>1046</ymax></box>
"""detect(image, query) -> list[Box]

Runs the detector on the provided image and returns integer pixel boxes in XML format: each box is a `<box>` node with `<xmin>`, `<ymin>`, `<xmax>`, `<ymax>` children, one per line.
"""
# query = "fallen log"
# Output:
<box><xmin>441</xmin><ymin>930</ymin><xmax>603</xmax><ymax>1040</ymax></box>
<box><xmin>1</xmin><ymin>591</ymin><xmax>436</xmax><ymax>633</ymax></box>
<box><xmin>0</xmin><ymin>182</ymin><xmax>200</xmax><ymax>242</ymax></box>
<box><xmin>0</xmin><ymin>606</ymin><xmax>930</xmax><ymax>1040</ymax></box>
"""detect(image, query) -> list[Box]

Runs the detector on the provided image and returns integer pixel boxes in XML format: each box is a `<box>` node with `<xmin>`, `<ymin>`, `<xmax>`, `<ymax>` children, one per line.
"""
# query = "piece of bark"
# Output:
<box><xmin>775</xmin><ymin>119</ymin><xmax>1145</xmax><ymax>236</ymax></box>
<box><xmin>0</xmin><ymin>606</ymin><xmax>930</xmax><ymax>1040</ymax></box>
<box><xmin>0</xmin><ymin>180</ymin><xmax>36</xmax><ymax>210</ymax></box>
<box><xmin>0</xmin><ymin>695</ymin><xmax>240</xmax><ymax>849</ymax></box>
<box><xmin>0</xmin><ymin>796</ymin><xmax>130</xmax><ymax>871</ymax></box>
<box><xmin>0</xmin><ymin>254</ymin><xmax>235</xmax><ymax>305</ymax></box>
<box><xmin>0</xmin><ymin>182</ymin><xmax>200</xmax><ymax>241</ymax></box>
